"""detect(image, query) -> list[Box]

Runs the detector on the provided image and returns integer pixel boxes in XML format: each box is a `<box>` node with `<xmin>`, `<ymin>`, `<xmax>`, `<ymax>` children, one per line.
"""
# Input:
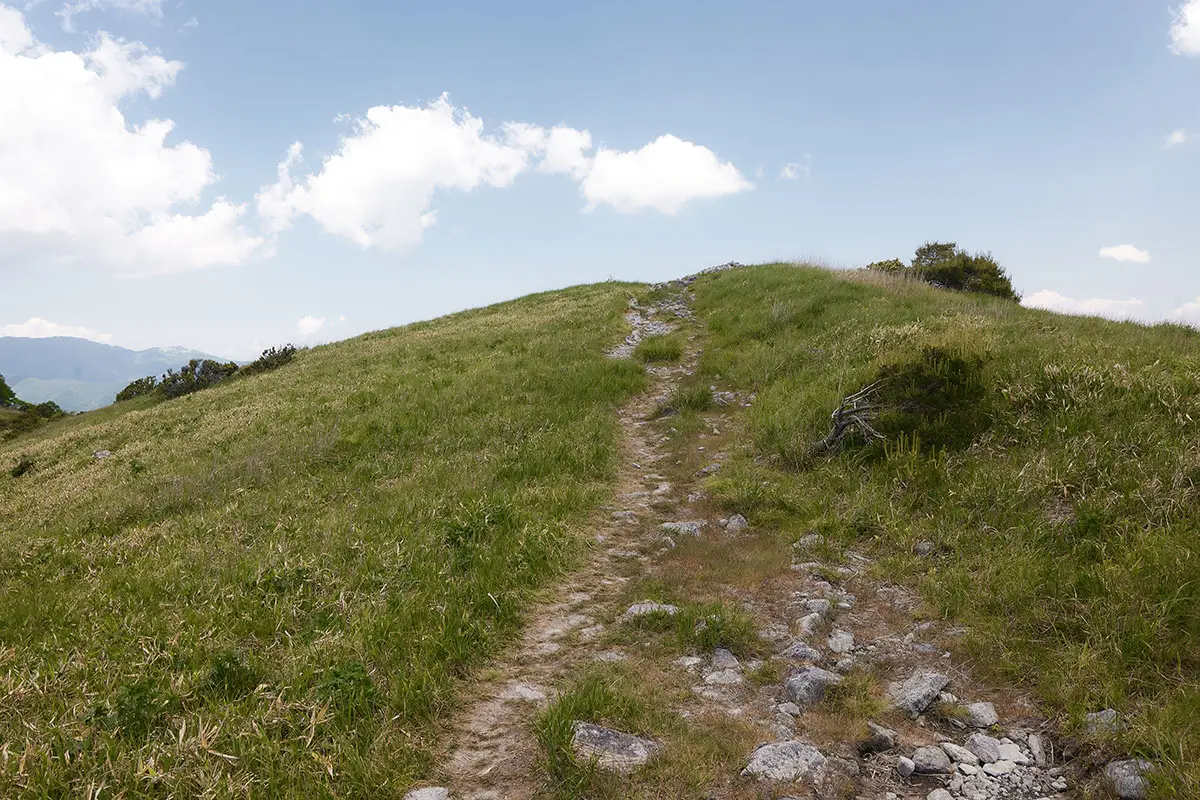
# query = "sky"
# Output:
<box><xmin>1</xmin><ymin>0</ymin><xmax>1199</xmax><ymax>359</ymax></box>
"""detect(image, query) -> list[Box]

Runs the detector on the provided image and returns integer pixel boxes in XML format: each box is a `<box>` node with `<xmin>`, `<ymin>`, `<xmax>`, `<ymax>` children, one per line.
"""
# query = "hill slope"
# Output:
<box><xmin>0</xmin><ymin>284</ymin><xmax>644</xmax><ymax>796</ymax></box>
<box><xmin>0</xmin><ymin>336</ymin><xmax>228</xmax><ymax>411</ymax></box>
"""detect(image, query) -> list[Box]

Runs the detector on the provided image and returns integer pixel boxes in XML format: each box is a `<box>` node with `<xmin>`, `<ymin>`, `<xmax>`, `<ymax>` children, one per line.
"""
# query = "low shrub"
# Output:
<box><xmin>865</xmin><ymin>258</ymin><xmax>907</xmax><ymax>273</ymax></box>
<box><xmin>866</xmin><ymin>242</ymin><xmax>1019</xmax><ymax>301</ymax></box>
<box><xmin>159</xmin><ymin>359</ymin><xmax>239</xmax><ymax>399</ymax></box>
<box><xmin>10</xmin><ymin>455</ymin><xmax>34</xmax><ymax>478</ymax></box>
<box><xmin>116</xmin><ymin>376</ymin><xmax>159</xmax><ymax>403</ymax></box>
<box><xmin>872</xmin><ymin>345</ymin><xmax>989</xmax><ymax>449</ymax></box>
<box><xmin>242</xmin><ymin>344</ymin><xmax>298</xmax><ymax>376</ymax></box>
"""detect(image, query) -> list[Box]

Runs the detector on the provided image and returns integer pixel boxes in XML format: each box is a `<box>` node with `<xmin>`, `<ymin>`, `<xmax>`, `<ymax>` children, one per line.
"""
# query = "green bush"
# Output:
<box><xmin>158</xmin><ymin>359</ymin><xmax>239</xmax><ymax>399</ymax></box>
<box><xmin>865</xmin><ymin>258</ymin><xmax>907</xmax><ymax>273</ymax></box>
<box><xmin>242</xmin><ymin>344</ymin><xmax>298</xmax><ymax>376</ymax></box>
<box><xmin>116</xmin><ymin>376</ymin><xmax>159</xmax><ymax>403</ymax></box>
<box><xmin>867</xmin><ymin>242</ymin><xmax>1019</xmax><ymax>301</ymax></box>
<box><xmin>873</xmin><ymin>346</ymin><xmax>989</xmax><ymax>450</ymax></box>
<box><xmin>29</xmin><ymin>401</ymin><xmax>65</xmax><ymax>419</ymax></box>
<box><xmin>0</xmin><ymin>374</ymin><xmax>16</xmax><ymax>408</ymax></box>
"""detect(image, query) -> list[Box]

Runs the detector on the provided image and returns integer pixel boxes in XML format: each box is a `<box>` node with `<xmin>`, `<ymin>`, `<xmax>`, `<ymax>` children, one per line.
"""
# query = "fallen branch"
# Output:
<box><xmin>811</xmin><ymin>380</ymin><xmax>887</xmax><ymax>455</ymax></box>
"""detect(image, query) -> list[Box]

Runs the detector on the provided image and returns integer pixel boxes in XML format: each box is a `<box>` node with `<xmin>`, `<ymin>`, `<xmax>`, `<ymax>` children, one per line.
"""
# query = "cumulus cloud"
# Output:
<box><xmin>1098</xmin><ymin>244</ymin><xmax>1151</xmax><ymax>263</ymax></box>
<box><xmin>1022</xmin><ymin>290</ymin><xmax>1146</xmax><ymax>320</ymax></box>
<box><xmin>780</xmin><ymin>162</ymin><xmax>809</xmax><ymax>180</ymax></box>
<box><xmin>297</xmin><ymin>316</ymin><xmax>326</xmax><ymax>336</ymax></box>
<box><xmin>0</xmin><ymin>5</ymin><xmax>264</xmax><ymax>275</ymax></box>
<box><xmin>1</xmin><ymin>317</ymin><xmax>114</xmax><ymax>342</ymax></box>
<box><xmin>1172</xmin><ymin>0</ymin><xmax>1200</xmax><ymax>55</ymax></box>
<box><xmin>1166</xmin><ymin>129</ymin><xmax>1190</xmax><ymax>147</ymax></box>
<box><xmin>1169</xmin><ymin>297</ymin><xmax>1200</xmax><ymax>325</ymax></box>
<box><xmin>257</xmin><ymin>96</ymin><xmax>751</xmax><ymax>249</ymax></box>
<box><xmin>58</xmin><ymin>0</ymin><xmax>164</xmax><ymax>32</ymax></box>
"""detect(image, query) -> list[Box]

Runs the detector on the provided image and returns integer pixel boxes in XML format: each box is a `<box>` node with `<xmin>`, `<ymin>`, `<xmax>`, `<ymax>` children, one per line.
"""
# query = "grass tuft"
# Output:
<box><xmin>633</xmin><ymin>334</ymin><xmax>685</xmax><ymax>364</ymax></box>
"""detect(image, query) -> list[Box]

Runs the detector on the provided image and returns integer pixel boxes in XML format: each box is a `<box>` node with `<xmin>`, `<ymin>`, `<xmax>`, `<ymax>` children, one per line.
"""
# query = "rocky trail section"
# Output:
<box><xmin>413</xmin><ymin>265</ymin><xmax>1146</xmax><ymax>800</ymax></box>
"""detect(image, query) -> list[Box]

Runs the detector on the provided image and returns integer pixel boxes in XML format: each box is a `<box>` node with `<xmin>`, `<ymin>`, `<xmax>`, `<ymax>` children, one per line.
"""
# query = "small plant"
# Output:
<box><xmin>827</xmin><ymin>670</ymin><xmax>887</xmax><ymax>721</ymax></box>
<box><xmin>242</xmin><ymin>344</ymin><xmax>298</xmax><ymax>376</ymax></box>
<box><xmin>633</xmin><ymin>335</ymin><xmax>684</xmax><ymax>364</ymax></box>
<box><xmin>317</xmin><ymin>661</ymin><xmax>377</xmax><ymax>721</ymax></box>
<box><xmin>110</xmin><ymin>676</ymin><xmax>173</xmax><ymax>740</ymax></box>
<box><xmin>655</xmin><ymin>384</ymin><xmax>714</xmax><ymax>417</ymax></box>
<box><xmin>116</xmin><ymin>376</ymin><xmax>159</xmax><ymax>402</ymax></box>
<box><xmin>10</xmin><ymin>455</ymin><xmax>34</xmax><ymax>478</ymax></box>
<box><xmin>201</xmin><ymin>649</ymin><xmax>261</xmax><ymax>701</ymax></box>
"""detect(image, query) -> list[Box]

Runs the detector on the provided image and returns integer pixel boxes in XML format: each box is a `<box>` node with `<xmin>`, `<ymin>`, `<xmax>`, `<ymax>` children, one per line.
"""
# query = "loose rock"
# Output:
<box><xmin>93</xmin><ymin>450</ymin><xmax>111</xmax><ymax>460</ymax></box>
<box><xmin>887</xmin><ymin>670</ymin><xmax>950</xmax><ymax>717</ymax></box>
<box><xmin>912</xmin><ymin>745</ymin><xmax>953</xmax><ymax>774</ymax></box>
<box><xmin>896</xmin><ymin>756</ymin><xmax>916</xmax><ymax>777</ymax></box>
<box><xmin>784</xmin><ymin>666</ymin><xmax>842</xmax><ymax>707</ymax></box>
<box><xmin>725</xmin><ymin>514</ymin><xmax>748</xmax><ymax>532</ymax></box>
<box><xmin>711</xmin><ymin>648</ymin><xmax>740</xmax><ymax>670</ymax></box>
<box><xmin>797</xmin><ymin>612</ymin><xmax>824</xmax><ymax>636</ymax></box>
<box><xmin>404</xmin><ymin>789</ymin><xmax>450</xmax><ymax>800</ymax></box>
<box><xmin>1085</xmin><ymin>708</ymin><xmax>1119</xmax><ymax>734</ymax></box>
<box><xmin>982</xmin><ymin>759</ymin><xmax>1016</xmax><ymax>776</ymax></box>
<box><xmin>826</xmin><ymin>630</ymin><xmax>854</xmax><ymax>654</ymax></box>
<box><xmin>780</xmin><ymin>641</ymin><xmax>821</xmax><ymax>662</ymax></box>
<box><xmin>1104</xmin><ymin>758</ymin><xmax>1152</xmax><ymax>799</ymax></box>
<box><xmin>858</xmin><ymin>722</ymin><xmax>898</xmax><ymax>754</ymax></box>
<box><xmin>963</xmin><ymin>701</ymin><xmax>998</xmax><ymax>728</ymax></box>
<box><xmin>570</xmin><ymin>722</ymin><xmax>661</xmax><ymax>774</ymax></box>
<box><xmin>622</xmin><ymin>601</ymin><xmax>679</xmax><ymax>620</ymax></box>
<box><xmin>742</xmin><ymin>741</ymin><xmax>827</xmax><ymax>782</ymax></box>
<box><xmin>704</xmin><ymin>669</ymin><xmax>743</xmax><ymax>686</ymax></box>
<box><xmin>963</xmin><ymin>733</ymin><xmax>1002</xmax><ymax>764</ymax></box>
<box><xmin>940</xmin><ymin>741</ymin><xmax>979</xmax><ymax>765</ymax></box>
<box><xmin>660</xmin><ymin>521</ymin><xmax>705</xmax><ymax>537</ymax></box>
<box><xmin>926</xmin><ymin>790</ymin><xmax>953</xmax><ymax>800</ymax></box>
<box><xmin>611</xmin><ymin>510</ymin><xmax>638</xmax><ymax>523</ymax></box>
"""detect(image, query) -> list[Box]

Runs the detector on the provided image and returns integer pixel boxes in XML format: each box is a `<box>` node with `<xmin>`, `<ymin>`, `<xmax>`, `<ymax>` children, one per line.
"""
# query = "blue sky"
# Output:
<box><xmin>1</xmin><ymin>0</ymin><xmax>1198</xmax><ymax>358</ymax></box>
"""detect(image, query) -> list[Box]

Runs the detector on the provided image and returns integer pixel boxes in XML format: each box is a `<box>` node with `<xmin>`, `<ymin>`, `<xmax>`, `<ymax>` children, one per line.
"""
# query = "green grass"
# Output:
<box><xmin>632</xmin><ymin>334</ymin><xmax>684</xmax><ymax>364</ymax></box>
<box><xmin>653</xmin><ymin>384</ymin><xmax>713</xmax><ymax>418</ymax></box>
<box><xmin>692</xmin><ymin>263</ymin><xmax>1200</xmax><ymax>797</ymax></box>
<box><xmin>0</xmin><ymin>283</ymin><xmax>646</xmax><ymax>798</ymax></box>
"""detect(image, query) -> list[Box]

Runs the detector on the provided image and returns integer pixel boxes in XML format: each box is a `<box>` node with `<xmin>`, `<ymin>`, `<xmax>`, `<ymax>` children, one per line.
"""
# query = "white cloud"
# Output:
<box><xmin>258</xmin><ymin>96</ymin><xmax>752</xmax><ymax>249</ymax></box>
<box><xmin>580</xmin><ymin>135</ymin><xmax>752</xmax><ymax>214</ymax></box>
<box><xmin>0</xmin><ymin>6</ymin><xmax>264</xmax><ymax>276</ymax></box>
<box><xmin>780</xmin><ymin>162</ymin><xmax>809</xmax><ymax>180</ymax></box>
<box><xmin>1098</xmin><ymin>244</ymin><xmax>1151</xmax><ymax>263</ymax></box>
<box><xmin>1022</xmin><ymin>290</ymin><xmax>1146</xmax><ymax>320</ymax></box>
<box><xmin>297</xmin><ymin>316</ymin><xmax>326</xmax><ymax>337</ymax></box>
<box><xmin>1172</xmin><ymin>0</ymin><xmax>1200</xmax><ymax>55</ymax></box>
<box><xmin>1</xmin><ymin>317</ymin><xmax>113</xmax><ymax>342</ymax></box>
<box><xmin>58</xmin><ymin>0</ymin><xmax>164</xmax><ymax>32</ymax></box>
<box><xmin>1169</xmin><ymin>297</ymin><xmax>1200</xmax><ymax>325</ymax></box>
<box><xmin>1166</xmin><ymin>129</ymin><xmax>1190</xmax><ymax>147</ymax></box>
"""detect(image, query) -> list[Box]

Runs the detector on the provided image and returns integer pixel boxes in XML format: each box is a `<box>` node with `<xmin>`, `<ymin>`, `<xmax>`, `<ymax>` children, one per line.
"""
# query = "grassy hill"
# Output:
<box><xmin>0</xmin><ymin>284</ymin><xmax>644</xmax><ymax>797</ymax></box>
<box><xmin>2</xmin><ymin>264</ymin><xmax>1197</xmax><ymax>797</ymax></box>
<box><xmin>691</xmin><ymin>265</ymin><xmax>1198</xmax><ymax>796</ymax></box>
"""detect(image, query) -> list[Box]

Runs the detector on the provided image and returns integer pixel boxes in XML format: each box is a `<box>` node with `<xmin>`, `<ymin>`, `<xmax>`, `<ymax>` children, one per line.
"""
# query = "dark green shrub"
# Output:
<box><xmin>0</xmin><ymin>374</ymin><xmax>16</xmax><ymax>408</ymax></box>
<box><xmin>159</xmin><ymin>359</ymin><xmax>239</xmax><ymax>399</ymax></box>
<box><xmin>242</xmin><ymin>344</ymin><xmax>298</xmax><ymax>376</ymax></box>
<box><xmin>110</xmin><ymin>676</ymin><xmax>173</xmax><ymax>740</ymax></box>
<box><xmin>912</xmin><ymin>242</ymin><xmax>1018</xmax><ymax>301</ymax></box>
<box><xmin>873</xmin><ymin>346</ymin><xmax>989</xmax><ymax>449</ymax></box>
<box><xmin>29</xmin><ymin>401</ymin><xmax>64</xmax><ymax>419</ymax></box>
<box><xmin>116</xmin><ymin>376</ymin><xmax>159</xmax><ymax>402</ymax></box>
<box><xmin>10</xmin><ymin>455</ymin><xmax>35</xmax><ymax>478</ymax></box>
<box><xmin>317</xmin><ymin>661</ymin><xmax>377</xmax><ymax>721</ymax></box>
<box><xmin>865</xmin><ymin>258</ymin><xmax>907</xmax><ymax>273</ymax></box>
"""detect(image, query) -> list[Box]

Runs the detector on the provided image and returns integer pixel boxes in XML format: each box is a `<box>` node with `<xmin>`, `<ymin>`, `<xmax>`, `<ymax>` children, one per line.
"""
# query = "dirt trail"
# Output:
<box><xmin>432</xmin><ymin>287</ymin><xmax>697</xmax><ymax>800</ymax></box>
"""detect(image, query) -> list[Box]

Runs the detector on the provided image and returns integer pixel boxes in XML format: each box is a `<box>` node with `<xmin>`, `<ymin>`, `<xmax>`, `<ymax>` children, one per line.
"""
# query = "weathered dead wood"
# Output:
<box><xmin>811</xmin><ymin>380</ymin><xmax>887</xmax><ymax>455</ymax></box>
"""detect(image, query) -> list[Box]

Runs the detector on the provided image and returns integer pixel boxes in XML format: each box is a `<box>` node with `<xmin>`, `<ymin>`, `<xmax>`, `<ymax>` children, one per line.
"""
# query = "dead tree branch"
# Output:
<box><xmin>811</xmin><ymin>380</ymin><xmax>887</xmax><ymax>455</ymax></box>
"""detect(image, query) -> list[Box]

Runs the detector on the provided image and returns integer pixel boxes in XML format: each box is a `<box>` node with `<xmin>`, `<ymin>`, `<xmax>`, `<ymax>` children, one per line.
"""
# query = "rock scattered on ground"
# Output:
<box><xmin>724</xmin><ymin>513</ymin><xmax>748</xmax><ymax>532</ymax></box>
<box><xmin>887</xmin><ymin>670</ymin><xmax>950</xmax><ymax>717</ymax></box>
<box><xmin>827</xmin><ymin>630</ymin><xmax>854</xmax><ymax>654</ymax></box>
<box><xmin>621</xmin><ymin>601</ymin><xmax>678</xmax><ymax>620</ymax></box>
<box><xmin>858</xmin><ymin>722</ymin><xmax>898</xmax><ymax>754</ymax></box>
<box><xmin>404</xmin><ymin>788</ymin><xmax>450</xmax><ymax>800</ymax></box>
<box><xmin>1085</xmin><ymin>707</ymin><xmax>1119</xmax><ymax>734</ymax></box>
<box><xmin>570</xmin><ymin>722</ymin><xmax>661</xmax><ymax>775</ymax></box>
<box><xmin>963</xmin><ymin>700</ymin><xmax>999</xmax><ymax>728</ymax></box>
<box><xmin>912</xmin><ymin>745</ymin><xmax>953</xmax><ymax>774</ymax></box>
<box><xmin>659</xmin><ymin>520</ymin><xmax>705</xmax><ymax>536</ymax></box>
<box><xmin>742</xmin><ymin>741</ymin><xmax>828</xmax><ymax>782</ymax></box>
<box><xmin>1105</xmin><ymin>758</ymin><xmax>1151</xmax><ymax>799</ymax></box>
<box><xmin>784</xmin><ymin>666</ymin><xmax>841</xmax><ymax>707</ymax></box>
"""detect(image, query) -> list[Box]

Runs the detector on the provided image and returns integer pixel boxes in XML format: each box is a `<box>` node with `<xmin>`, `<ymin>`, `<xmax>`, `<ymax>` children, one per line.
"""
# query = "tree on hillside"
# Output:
<box><xmin>867</xmin><ymin>241</ymin><xmax>1019</xmax><ymax>301</ymax></box>
<box><xmin>0</xmin><ymin>373</ymin><xmax>16</xmax><ymax>408</ymax></box>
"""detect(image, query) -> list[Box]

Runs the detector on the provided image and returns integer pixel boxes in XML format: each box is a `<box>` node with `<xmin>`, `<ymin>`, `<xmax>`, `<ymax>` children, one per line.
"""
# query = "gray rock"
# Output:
<box><xmin>404</xmin><ymin>789</ymin><xmax>450</xmax><ymax>800</ymax></box>
<box><xmin>827</xmin><ymin>630</ymin><xmax>854</xmax><ymax>654</ymax></box>
<box><xmin>611</xmin><ymin>510</ymin><xmax>638</xmax><ymax>523</ymax></box>
<box><xmin>997</xmin><ymin>740</ymin><xmax>1031</xmax><ymax>765</ymax></box>
<box><xmin>833</xmin><ymin>657</ymin><xmax>856</xmax><ymax>673</ymax></box>
<box><xmin>982</xmin><ymin>759</ymin><xmax>1016</xmax><ymax>776</ymax></box>
<box><xmin>725</xmin><ymin>514</ymin><xmax>748</xmax><ymax>533</ymax></box>
<box><xmin>93</xmin><ymin>450</ymin><xmax>112</xmax><ymax>460</ymax></box>
<box><xmin>895</xmin><ymin>756</ymin><xmax>916</xmax><ymax>777</ymax></box>
<box><xmin>797</xmin><ymin>612</ymin><xmax>824</xmax><ymax>636</ymax></box>
<box><xmin>499</xmin><ymin>682</ymin><xmax>546</xmax><ymax>703</ymax></box>
<box><xmin>780</xmin><ymin>641</ymin><xmax>821</xmax><ymax>662</ymax></box>
<box><xmin>912</xmin><ymin>745</ymin><xmax>952</xmax><ymax>774</ymax></box>
<box><xmin>622</xmin><ymin>601</ymin><xmax>679</xmax><ymax>620</ymax></box>
<box><xmin>1085</xmin><ymin>707</ymin><xmax>1119</xmax><ymax>734</ymax></box>
<box><xmin>571</xmin><ymin>722</ymin><xmax>661</xmax><ymax>774</ymax></box>
<box><xmin>711</xmin><ymin>648</ymin><xmax>740</xmax><ymax>670</ymax></box>
<box><xmin>784</xmin><ymin>666</ymin><xmax>842</xmax><ymax>707</ymax></box>
<box><xmin>804</xmin><ymin>598</ymin><xmax>832</xmax><ymax>616</ymax></box>
<box><xmin>672</xmin><ymin>655</ymin><xmax>703</xmax><ymax>669</ymax></box>
<box><xmin>963</xmin><ymin>701</ymin><xmax>998</xmax><ymax>728</ymax></box>
<box><xmin>704</xmin><ymin>668</ymin><xmax>743</xmax><ymax>686</ymax></box>
<box><xmin>777</xmin><ymin>702</ymin><xmax>801</xmax><ymax>717</ymax></box>
<box><xmin>914</xmin><ymin>540</ymin><xmax>936</xmax><ymax>556</ymax></box>
<box><xmin>940</xmin><ymin>742</ymin><xmax>979</xmax><ymax>765</ymax></box>
<box><xmin>926</xmin><ymin>790</ymin><xmax>954</xmax><ymax>800</ymax></box>
<box><xmin>963</xmin><ymin>733</ymin><xmax>1002</xmax><ymax>763</ymax></box>
<box><xmin>660</xmin><ymin>520</ymin><xmax>705</xmax><ymax>536</ymax></box>
<box><xmin>887</xmin><ymin>670</ymin><xmax>950</xmax><ymax>717</ymax></box>
<box><xmin>742</xmin><ymin>741</ymin><xmax>827</xmax><ymax>782</ymax></box>
<box><xmin>1104</xmin><ymin>759</ymin><xmax>1152</xmax><ymax>799</ymax></box>
<box><xmin>858</xmin><ymin>722</ymin><xmax>897</xmax><ymax>754</ymax></box>
<box><xmin>1027</xmin><ymin>732</ymin><xmax>1047</xmax><ymax>767</ymax></box>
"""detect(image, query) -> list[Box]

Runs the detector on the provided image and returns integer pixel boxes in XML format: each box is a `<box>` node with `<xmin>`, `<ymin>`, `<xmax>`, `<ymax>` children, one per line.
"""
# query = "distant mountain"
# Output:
<box><xmin>0</xmin><ymin>337</ymin><xmax>231</xmax><ymax>412</ymax></box>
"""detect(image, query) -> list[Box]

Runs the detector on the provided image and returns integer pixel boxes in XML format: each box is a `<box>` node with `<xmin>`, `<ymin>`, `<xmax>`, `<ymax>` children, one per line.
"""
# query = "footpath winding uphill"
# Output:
<box><xmin>413</xmin><ymin>268</ymin><xmax>1143</xmax><ymax>800</ymax></box>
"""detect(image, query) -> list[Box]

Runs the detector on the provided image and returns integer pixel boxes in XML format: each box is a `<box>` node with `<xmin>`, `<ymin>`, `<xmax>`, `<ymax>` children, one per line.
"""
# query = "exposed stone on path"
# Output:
<box><xmin>963</xmin><ymin>732</ymin><xmax>1002</xmax><ymax>763</ymax></box>
<box><xmin>498</xmin><ymin>682</ymin><xmax>546</xmax><ymax>704</ymax></box>
<box><xmin>711</xmin><ymin>648</ymin><xmax>740</xmax><ymax>670</ymax></box>
<box><xmin>857</xmin><ymin>722</ymin><xmax>898</xmax><ymax>754</ymax></box>
<box><xmin>927</xmin><ymin>789</ymin><xmax>954</xmax><ymax>800</ymax></box>
<box><xmin>622</xmin><ymin>601</ymin><xmax>678</xmax><ymax>620</ymax></box>
<box><xmin>724</xmin><ymin>514</ymin><xmax>748</xmax><ymax>532</ymax></box>
<box><xmin>963</xmin><ymin>700</ymin><xmax>999</xmax><ymax>728</ymax></box>
<box><xmin>704</xmin><ymin>668</ymin><xmax>744</xmax><ymax>686</ymax></box>
<box><xmin>570</xmin><ymin>722</ymin><xmax>661</xmax><ymax>774</ymax></box>
<box><xmin>797</xmin><ymin>612</ymin><xmax>824</xmax><ymax>636</ymax></box>
<box><xmin>404</xmin><ymin>789</ymin><xmax>450</xmax><ymax>800</ymax></box>
<box><xmin>887</xmin><ymin>670</ymin><xmax>950</xmax><ymax>717</ymax></box>
<box><xmin>742</xmin><ymin>741</ymin><xmax>828</xmax><ymax>782</ymax></box>
<box><xmin>611</xmin><ymin>510</ymin><xmax>638</xmax><ymax>523</ymax></box>
<box><xmin>784</xmin><ymin>666</ymin><xmax>841</xmax><ymax>707</ymax></box>
<box><xmin>912</xmin><ymin>745</ymin><xmax>953</xmax><ymax>774</ymax></box>
<box><xmin>940</xmin><ymin>741</ymin><xmax>979</xmax><ymax>765</ymax></box>
<box><xmin>659</xmin><ymin>520</ymin><xmax>706</xmax><ymax>537</ymax></box>
<box><xmin>826</xmin><ymin>630</ymin><xmax>854</xmax><ymax>654</ymax></box>
<box><xmin>896</xmin><ymin>756</ymin><xmax>916</xmax><ymax>777</ymax></box>
<box><xmin>780</xmin><ymin>641</ymin><xmax>821</xmax><ymax>662</ymax></box>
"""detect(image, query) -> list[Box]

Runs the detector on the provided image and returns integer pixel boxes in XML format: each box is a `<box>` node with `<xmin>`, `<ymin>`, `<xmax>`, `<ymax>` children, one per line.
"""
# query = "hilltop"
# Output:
<box><xmin>0</xmin><ymin>265</ymin><xmax>1195</xmax><ymax>799</ymax></box>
